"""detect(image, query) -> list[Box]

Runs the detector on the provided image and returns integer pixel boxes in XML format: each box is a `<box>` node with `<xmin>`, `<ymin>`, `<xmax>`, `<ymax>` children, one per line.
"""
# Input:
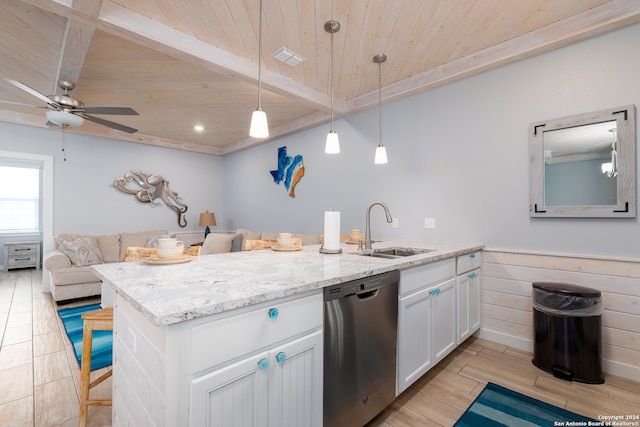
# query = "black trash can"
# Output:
<box><xmin>532</xmin><ymin>282</ymin><xmax>604</xmax><ymax>384</ymax></box>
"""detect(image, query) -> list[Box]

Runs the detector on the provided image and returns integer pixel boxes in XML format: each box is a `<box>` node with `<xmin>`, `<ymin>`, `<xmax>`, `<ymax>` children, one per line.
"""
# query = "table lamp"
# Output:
<box><xmin>199</xmin><ymin>211</ymin><xmax>216</xmax><ymax>239</ymax></box>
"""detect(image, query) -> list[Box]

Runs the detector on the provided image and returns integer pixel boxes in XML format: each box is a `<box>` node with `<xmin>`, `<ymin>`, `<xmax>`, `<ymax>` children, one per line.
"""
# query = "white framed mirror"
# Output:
<box><xmin>529</xmin><ymin>105</ymin><xmax>636</xmax><ymax>218</ymax></box>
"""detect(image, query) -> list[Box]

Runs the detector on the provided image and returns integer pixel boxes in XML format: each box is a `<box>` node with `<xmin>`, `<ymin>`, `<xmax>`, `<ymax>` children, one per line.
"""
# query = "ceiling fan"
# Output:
<box><xmin>3</xmin><ymin>78</ymin><xmax>139</xmax><ymax>133</ymax></box>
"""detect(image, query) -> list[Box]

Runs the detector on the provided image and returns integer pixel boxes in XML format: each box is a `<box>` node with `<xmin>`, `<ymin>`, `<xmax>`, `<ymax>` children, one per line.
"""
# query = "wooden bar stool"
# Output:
<box><xmin>79</xmin><ymin>306</ymin><xmax>113</xmax><ymax>427</ymax></box>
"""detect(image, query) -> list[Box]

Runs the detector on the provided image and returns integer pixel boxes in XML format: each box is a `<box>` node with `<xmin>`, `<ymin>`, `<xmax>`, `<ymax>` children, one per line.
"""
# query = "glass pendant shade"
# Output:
<box><xmin>46</xmin><ymin>110</ymin><xmax>84</xmax><ymax>127</ymax></box>
<box><xmin>250</xmin><ymin>108</ymin><xmax>269</xmax><ymax>138</ymax></box>
<box><xmin>325</xmin><ymin>130</ymin><xmax>340</xmax><ymax>154</ymax></box>
<box><xmin>375</xmin><ymin>144</ymin><xmax>388</xmax><ymax>164</ymax></box>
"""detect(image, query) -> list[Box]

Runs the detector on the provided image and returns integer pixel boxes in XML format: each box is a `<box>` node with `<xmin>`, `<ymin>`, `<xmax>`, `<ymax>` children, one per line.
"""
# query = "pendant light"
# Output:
<box><xmin>249</xmin><ymin>0</ymin><xmax>269</xmax><ymax>138</ymax></box>
<box><xmin>373</xmin><ymin>54</ymin><xmax>388</xmax><ymax>164</ymax></box>
<box><xmin>324</xmin><ymin>20</ymin><xmax>340</xmax><ymax>154</ymax></box>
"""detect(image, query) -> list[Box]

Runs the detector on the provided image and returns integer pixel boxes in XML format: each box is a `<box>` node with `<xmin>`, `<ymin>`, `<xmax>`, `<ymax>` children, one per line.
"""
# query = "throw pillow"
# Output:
<box><xmin>201</xmin><ymin>233</ymin><xmax>236</xmax><ymax>254</ymax></box>
<box><xmin>230</xmin><ymin>234</ymin><xmax>244</xmax><ymax>252</ymax></box>
<box><xmin>58</xmin><ymin>236</ymin><xmax>104</xmax><ymax>267</ymax></box>
<box><xmin>145</xmin><ymin>234</ymin><xmax>174</xmax><ymax>248</ymax></box>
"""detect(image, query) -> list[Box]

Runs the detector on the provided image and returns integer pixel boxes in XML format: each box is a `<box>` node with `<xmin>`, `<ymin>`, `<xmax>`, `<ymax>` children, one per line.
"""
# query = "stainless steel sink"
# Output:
<box><xmin>354</xmin><ymin>247</ymin><xmax>435</xmax><ymax>259</ymax></box>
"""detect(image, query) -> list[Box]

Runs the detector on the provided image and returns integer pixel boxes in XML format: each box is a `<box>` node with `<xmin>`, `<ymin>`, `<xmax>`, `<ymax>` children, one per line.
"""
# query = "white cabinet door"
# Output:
<box><xmin>190</xmin><ymin>329</ymin><xmax>323</xmax><ymax>427</ymax></box>
<box><xmin>397</xmin><ymin>286</ymin><xmax>432</xmax><ymax>394</ymax></box>
<box><xmin>190</xmin><ymin>351</ymin><xmax>269</xmax><ymax>427</ymax></box>
<box><xmin>468</xmin><ymin>269</ymin><xmax>481</xmax><ymax>334</ymax></box>
<box><xmin>457</xmin><ymin>269</ymin><xmax>481</xmax><ymax>343</ymax></box>
<box><xmin>268</xmin><ymin>330</ymin><xmax>323</xmax><ymax>427</ymax></box>
<box><xmin>431</xmin><ymin>277</ymin><xmax>457</xmax><ymax>363</ymax></box>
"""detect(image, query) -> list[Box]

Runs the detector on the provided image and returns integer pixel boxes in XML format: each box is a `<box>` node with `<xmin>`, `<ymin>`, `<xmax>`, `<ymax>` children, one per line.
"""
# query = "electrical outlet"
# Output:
<box><xmin>424</xmin><ymin>217</ymin><xmax>436</xmax><ymax>229</ymax></box>
<box><xmin>392</xmin><ymin>218</ymin><xmax>399</xmax><ymax>228</ymax></box>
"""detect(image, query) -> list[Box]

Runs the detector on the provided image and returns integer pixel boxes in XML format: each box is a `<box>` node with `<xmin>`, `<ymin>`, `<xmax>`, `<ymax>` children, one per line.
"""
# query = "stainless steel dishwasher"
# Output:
<box><xmin>324</xmin><ymin>270</ymin><xmax>400</xmax><ymax>427</ymax></box>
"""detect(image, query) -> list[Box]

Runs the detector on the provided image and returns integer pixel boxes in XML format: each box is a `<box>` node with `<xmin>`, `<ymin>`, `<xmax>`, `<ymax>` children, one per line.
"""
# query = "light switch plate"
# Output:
<box><xmin>392</xmin><ymin>218</ymin><xmax>399</xmax><ymax>228</ymax></box>
<box><xmin>424</xmin><ymin>218</ymin><xmax>436</xmax><ymax>229</ymax></box>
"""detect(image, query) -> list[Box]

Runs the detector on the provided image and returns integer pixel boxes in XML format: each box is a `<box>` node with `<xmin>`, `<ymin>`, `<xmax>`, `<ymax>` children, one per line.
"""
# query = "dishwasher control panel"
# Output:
<box><xmin>324</xmin><ymin>270</ymin><xmax>400</xmax><ymax>300</ymax></box>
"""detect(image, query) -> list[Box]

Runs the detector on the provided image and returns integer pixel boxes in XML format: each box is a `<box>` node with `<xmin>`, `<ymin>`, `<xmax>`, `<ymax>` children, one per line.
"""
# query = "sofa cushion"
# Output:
<box><xmin>236</xmin><ymin>228</ymin><xmax>261</xmax><ymax>240</ymax></box>
<box><xmin>51</xmin><ymin>265</ymin><xmax>99</xmax><ymax>286</ymax></box>
<box><xmin>95</xmin><ymin>234</ymin><xmax>121</xmax><ymax>263</ymax></box>
<box><xmin>202</xmin><ymin>233</ymin><xmax>236</xmax><ymax>254</ymax></box>
<box><xmin>261</xmin><ymin>231</ymin><xmax>279</xmax><ymax>241</ymax></box>
<box><xmin>58</xmin><ymin>236</ymin><xmax>103</xmax><ymax>267</ymax></box>
<box><xmin>298</xmin><ymin>234</ymin><xmax>322</xmax><ymax>245</ymax></box>
<box><xmin>119</xmin><ymin>230</ymin><xmax>167</xmax><ymax>260</ymax></box>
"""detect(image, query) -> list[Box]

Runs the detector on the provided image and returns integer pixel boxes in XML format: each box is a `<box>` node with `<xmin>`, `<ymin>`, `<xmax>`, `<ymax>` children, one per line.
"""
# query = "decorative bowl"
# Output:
<box><xmin>156</xmin><ymin>246</ymin><xmax>184</xmax><ymax>259</ymax></box>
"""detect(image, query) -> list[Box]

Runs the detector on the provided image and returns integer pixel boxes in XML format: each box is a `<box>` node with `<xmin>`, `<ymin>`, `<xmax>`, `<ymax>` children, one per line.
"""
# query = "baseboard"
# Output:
<box><xmin>603</xmin><ymin>359</ymin><xmax>640</xmax><ymax>382</ymax></box>
<box><xmin>475</xmin><ymin>328</ymin><xmax>532</xmax><ymax>353</ymax></box>
<box><xmin>476</xmin><ymin>328</ymin><xmax>640</xmax><ymax>382</ymax></box>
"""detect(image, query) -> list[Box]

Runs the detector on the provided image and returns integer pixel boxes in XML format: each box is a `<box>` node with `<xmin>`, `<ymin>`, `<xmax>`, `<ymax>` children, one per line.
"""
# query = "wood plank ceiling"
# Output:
<box><xmin>0</xmin><ymin>0</ymin><xmax>639</xmax><ymax>155</ymax></box>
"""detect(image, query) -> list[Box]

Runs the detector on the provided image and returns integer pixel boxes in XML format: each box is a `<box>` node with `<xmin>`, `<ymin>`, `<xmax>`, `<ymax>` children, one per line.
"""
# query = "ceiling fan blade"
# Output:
<box><xmin>83</xmin><ymin>106</ymin><xmax>139</xmax><ymax>115</ymax></box>
<box><xmin>4</xmin><ymin>78</ymin><xmax>55</xmax><ymax>106</ymax></box>
<box><xmin>80</xmin><ymin>114</ymin><xmax>138</xmax><ymax>134</ymax></box>
<box><xmin>0</xmin><ymin>99</ymin><xmax>42</xmax><ymax>108</ymax></box>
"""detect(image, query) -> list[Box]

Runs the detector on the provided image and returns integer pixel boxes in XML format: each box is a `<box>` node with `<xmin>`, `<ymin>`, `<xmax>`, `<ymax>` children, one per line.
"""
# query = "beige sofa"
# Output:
<box><xmin>45</xmin><ymin>230</ymin><xmax>167</xmax><ymax>302</ymax></box>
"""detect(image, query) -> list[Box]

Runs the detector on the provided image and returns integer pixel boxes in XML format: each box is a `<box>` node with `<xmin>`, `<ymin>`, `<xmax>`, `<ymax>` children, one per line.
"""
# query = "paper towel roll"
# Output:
<box><xmin>323</xmin><ymin>211</ymin><xmax>341</xmax><ymax>250</ymax></box>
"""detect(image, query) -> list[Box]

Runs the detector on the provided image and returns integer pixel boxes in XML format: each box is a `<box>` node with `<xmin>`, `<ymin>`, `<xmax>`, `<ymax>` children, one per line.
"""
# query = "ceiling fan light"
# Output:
<box><xmin>249</xmin><ymin>109</ymin><xmax>269</xmax><ymax>138</ymax></box>
<box><xmin>375</xmin><ymin>144</ymin><xmax>388</xmax><ymax>164</ymax></box>
<box><xmin>46</xmin><ymin>110</ymin><xmax>84</xmax><ymax>127</ymax></box>
<box><xmin>325</xmin><ymin>130</ymin><xmax>340</xmax><ymax>154</ymax></box>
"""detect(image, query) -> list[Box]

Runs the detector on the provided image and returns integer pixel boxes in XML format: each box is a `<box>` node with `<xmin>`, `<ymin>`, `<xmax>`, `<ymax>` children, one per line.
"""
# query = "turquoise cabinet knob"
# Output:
<box><xmin>258</xmin><ymin>358</ymin><xmax>269</xmax><ymax>370</ymax></box>
<box><xmin>268</xmin><ymin>308</ymin><xmax>279</xmax><ymax>319</ymax></box>
<box><xmin>469</xmin><ymin>272</ymin><xmax>477</xmax><ymax>279</ymax></box>
<box><xmin>275</xmin><ymin>352</ymin><xmax>287</xmax><ymax>364</ymax></box>
<box><xmin>470</xmin><ymin>253</ymin><xmax>476</xmax><ymax>258</ymax></box>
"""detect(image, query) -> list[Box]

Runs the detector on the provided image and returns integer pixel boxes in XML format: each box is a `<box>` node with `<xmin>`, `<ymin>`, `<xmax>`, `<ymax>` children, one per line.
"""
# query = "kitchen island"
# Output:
<box><xmin>92</xmin><ymin>240</ymin><xmax>482</xmax><ymax>427</ymax></box>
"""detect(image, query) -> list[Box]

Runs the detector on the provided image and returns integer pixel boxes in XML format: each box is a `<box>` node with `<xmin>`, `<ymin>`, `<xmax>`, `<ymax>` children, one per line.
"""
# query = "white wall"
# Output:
<box><xmin>0</xmin><ymin>123</ymin><xmax>224</xmax><ymax>236</ymax></box>
<box><xmin>223</xmin><ymin>23</ymin><xmax>640</xmax><ymax>259</ymax></box>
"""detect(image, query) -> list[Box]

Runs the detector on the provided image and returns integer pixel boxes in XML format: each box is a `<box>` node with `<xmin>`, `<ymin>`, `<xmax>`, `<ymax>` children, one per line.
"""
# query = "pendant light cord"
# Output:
<box><xmin>329</xmin><ymin>27</ymin><xmax>334</xmax><ymax>131</ymax></box>
<box><xmin>378</xmin><ymin>61</ymin><xmax>382</xmax><ymax>145</ymax></box>
<box><xmin>257</xmin><ymin>0</ymin><xmax>263</xmax><ymax>109</ymax></box>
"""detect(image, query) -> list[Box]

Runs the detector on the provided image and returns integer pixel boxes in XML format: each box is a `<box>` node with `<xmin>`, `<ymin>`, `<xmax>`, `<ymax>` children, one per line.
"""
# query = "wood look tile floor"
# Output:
<box><xmin>2</xmin><ymin>269</ymin><xmax>639</xmax><ymax>426</ymax></box>
<box><xmin>0</xmin><ymin>269</ymin><xmax>110</xmax><ymax>427</ymax></box>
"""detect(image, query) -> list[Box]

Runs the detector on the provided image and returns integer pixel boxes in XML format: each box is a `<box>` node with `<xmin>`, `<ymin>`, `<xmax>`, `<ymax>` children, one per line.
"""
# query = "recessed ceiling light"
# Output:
<box><xmin>194</xmin><ymin>125</ymin><xmax>204</xmax><ymax>132</ymax></box>
<box><xmin>272</xmin><ymin>47</ymin><xmax>304</xmax><ymax>66</ymax></box>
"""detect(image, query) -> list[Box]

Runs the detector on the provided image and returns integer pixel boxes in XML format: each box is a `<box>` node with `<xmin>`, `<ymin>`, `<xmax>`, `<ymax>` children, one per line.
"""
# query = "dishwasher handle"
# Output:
<box><xmin>357</xmin><ymin>289</ymin><xmax>379</xmax><ymax>300</ymax></box>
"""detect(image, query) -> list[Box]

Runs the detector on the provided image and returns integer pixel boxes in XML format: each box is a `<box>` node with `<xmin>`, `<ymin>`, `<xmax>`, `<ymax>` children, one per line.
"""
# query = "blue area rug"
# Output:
<box><xmin>454</xmin><ymin>382</ymin><xmax>596</xmax><ymax>426</ymax></box>
<box><xmin>57</xmin><ymin>303</ymin><xmax>112</xmax><ymax>371</ymax></box>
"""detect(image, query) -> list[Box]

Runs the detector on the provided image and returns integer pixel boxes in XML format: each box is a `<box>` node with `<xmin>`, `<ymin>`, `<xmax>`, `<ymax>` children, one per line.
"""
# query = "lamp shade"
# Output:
<box><xmin>250</xmin><ymin>108</ymin><xmax>269</xmax><ymax>138</ymax></box>
<box><xmin>46</xmin><ymin>110</ymin><xmax>84</xmax><ymax>127</ymax></box>
<box><xmin>199</xmin><ymin>212</ymin><xmax>216</xmax><ymax>227</ymax></box>
<box><xmin>325</xmin><ymin>130</ymin><xmax>340</xmax><ymax>154</ymax></box>
<box><xmin>374</xmin><ymin>144</ymin><xmax>388</xmax><ymax>164</ymax></box>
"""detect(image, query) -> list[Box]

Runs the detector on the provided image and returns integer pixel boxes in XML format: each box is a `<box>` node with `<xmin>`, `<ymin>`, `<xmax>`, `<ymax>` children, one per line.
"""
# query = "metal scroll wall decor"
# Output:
<box><xmin>114</xmin><ymin>170</ymin><xmax>188</xmax><ymax>227</ymax></box>
<box><xmin>270</xmin><ymin>146</ymin><xmax>304</xmax><ymax>197</ymax></box>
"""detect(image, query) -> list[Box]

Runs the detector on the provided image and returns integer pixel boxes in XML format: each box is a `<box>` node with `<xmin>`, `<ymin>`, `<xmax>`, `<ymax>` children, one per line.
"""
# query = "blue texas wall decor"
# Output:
<box><xmin>270</xmin><ymin>146</ymin><xmax>305</xmax><ymax>197</ymax></box>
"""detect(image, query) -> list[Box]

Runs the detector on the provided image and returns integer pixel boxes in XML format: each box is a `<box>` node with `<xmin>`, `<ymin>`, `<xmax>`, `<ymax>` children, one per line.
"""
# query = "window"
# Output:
<box><xmin>0</xmin><ymin>161</ymin><xmax>41</xmax><ymax>233</ymax></box>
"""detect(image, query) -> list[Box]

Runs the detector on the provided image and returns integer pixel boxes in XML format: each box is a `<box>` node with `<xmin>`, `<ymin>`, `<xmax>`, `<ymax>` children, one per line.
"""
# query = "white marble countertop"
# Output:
<box><xmin>92</xmin><ymin>240</ymin><xmax>482</xmax><ymax>327</ymax></box>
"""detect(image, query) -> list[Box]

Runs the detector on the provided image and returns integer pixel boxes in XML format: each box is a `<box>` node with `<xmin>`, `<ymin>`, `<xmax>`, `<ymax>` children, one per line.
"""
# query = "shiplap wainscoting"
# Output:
<box><xmin>478</xmin><ymin>250</ymin><xmax>640</xmax><ymax>382</ymax></box>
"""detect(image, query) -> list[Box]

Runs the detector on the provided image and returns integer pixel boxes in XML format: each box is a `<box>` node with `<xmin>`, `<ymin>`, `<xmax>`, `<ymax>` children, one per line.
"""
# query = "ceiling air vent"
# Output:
<box><xmin>272</xmin><ymin>47</ymin><xmax>304</xmax><ymax>66</ymax></box>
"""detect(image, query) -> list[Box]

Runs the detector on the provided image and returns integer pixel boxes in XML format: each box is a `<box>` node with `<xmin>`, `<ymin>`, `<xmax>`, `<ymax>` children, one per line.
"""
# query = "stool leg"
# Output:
<box><xmin>79</xmin><ymin>322</ymin><xmax>93</xmax><ymax>427</ymax></box>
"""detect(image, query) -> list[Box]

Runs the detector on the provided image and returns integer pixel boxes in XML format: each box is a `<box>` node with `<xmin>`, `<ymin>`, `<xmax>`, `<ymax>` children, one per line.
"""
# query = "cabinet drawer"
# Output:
<box><xmin>190</xmin><ymin>292</ymin><xmax>323</xmax><ymax>373</ymax></box>
<box><xmin>8</xmin><ymin>244</ymin><xmax>38</xmax><ymax>255</ymax></box>
<box><xmin>399</xmin><ymin>258</ymin><xmax>455</xmax><ymax>295</ymax></box>
<box><xmin>456</xmin><ymin>251</ymin><xmax>482</xmax><ymax>275</ymax></box>
<box><xmin>8</xmin><ymin>255</ymin><xmax>37</xmax><ymax>268</ymax></box>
